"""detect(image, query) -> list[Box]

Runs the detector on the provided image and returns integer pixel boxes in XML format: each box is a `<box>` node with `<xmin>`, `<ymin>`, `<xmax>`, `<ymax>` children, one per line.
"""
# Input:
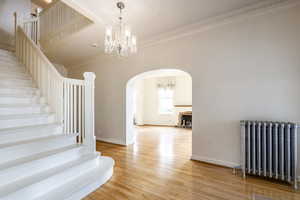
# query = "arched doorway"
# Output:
<box><xmin>126</xmin><ymin>69</ymin><xmax>192</xmax><ymax>146</ymax></box>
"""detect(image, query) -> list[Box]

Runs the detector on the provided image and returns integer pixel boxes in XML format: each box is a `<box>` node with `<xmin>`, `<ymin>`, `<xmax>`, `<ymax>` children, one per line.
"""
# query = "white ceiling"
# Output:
<box><xmin>45</xmin><ymin>0</ymin><xmax>279</xmax><ymax>66</ymax></box>
<box><xmin>74</xmin><ymin>0</ymin><xmax>267</xmax><ymax>39</ymax></box>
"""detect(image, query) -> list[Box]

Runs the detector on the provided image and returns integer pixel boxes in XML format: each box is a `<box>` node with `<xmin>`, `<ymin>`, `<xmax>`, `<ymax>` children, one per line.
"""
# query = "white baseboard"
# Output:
<box><xmin>191</xmin><ymin>155</ymin><xmax>300</xmax><ymax>184</ymax></box>
<box><xmin>96</xmin><ymin>137</ymin><xmax>126</xmax><ymax>146</ymax></box>
<box><xmin>191</xmin><ymin>154</ymin><xmax>239</xmax><ymax>168</ymax></box>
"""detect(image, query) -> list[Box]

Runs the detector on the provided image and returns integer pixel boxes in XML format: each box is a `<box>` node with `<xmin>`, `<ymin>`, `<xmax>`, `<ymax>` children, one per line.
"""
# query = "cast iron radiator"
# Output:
<box><xmin>240</xmin><ymin>121</ymin><xmax>298</xmax><ymax>189</ymax></box>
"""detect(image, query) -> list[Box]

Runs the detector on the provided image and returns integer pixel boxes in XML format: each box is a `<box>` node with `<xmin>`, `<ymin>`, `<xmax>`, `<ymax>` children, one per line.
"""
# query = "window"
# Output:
<box><xmin>158</xmin><ymin>88</ymin><xmax>174</xmax><ymax>114</ymax></box>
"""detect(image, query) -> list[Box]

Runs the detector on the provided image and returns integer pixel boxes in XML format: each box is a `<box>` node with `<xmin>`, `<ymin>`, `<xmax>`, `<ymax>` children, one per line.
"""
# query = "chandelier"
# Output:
<box><xmin>104</xmin><ymin>1</ymin><xmax>137</xmax><ymax>57</ymax></box>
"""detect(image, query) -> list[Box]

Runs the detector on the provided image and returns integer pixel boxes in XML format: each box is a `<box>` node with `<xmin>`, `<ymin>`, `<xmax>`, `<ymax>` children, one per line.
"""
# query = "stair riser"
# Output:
<box><xmin>0</xmin><ymin>61</ymin><xmax>23</xmax><ymax>67</ymax></box>
<box><xmin>0</xmin><ymin>115</ymin><xmax>55</xmax><ymax>129</ymax></box>
<box><xmin>0</xmin><ymin>125</ymin><xmax>62</xmax><ymax>145</ymax></box>
<box><xmin>0</xmin><ymin>147</ymin><xmax>83</xmax><ymax>187</ymax></box>
<box><xmin>0</xmin><ymin>106</ymin><xmax>46</xmax><ymax>115</ymax></box>
<box><xmin>0</xmin><ymin>60</ymin><xmax>23</xmax><ymax>65</ymax></box>
<box><xmin>0</xmin><ymin>136</ymin><xmax>77</xmax><ymax>164</ymax></box>
<box><xmin>0</xmin><ymin>96</ymin><xmax>40</xmax><ymax>104</ymax></box>
<box><xmin>0</xmin><ymin>71</ymin><xmax>28</xmax><ymax>79</ymax></box>
<box><xmin>0</xmin><ymin>55</ymin><xmax>16</xmax><ymax>62</ymax></box>
<box><xmin>0</xmin><ymin>80</ymin><xmax>34</xmax><ymax>87</ymax></box>
<box><xmin>0</xmin><ymin>58</ymin><xmax>22</xmax><ymax>64</ymax></box>
<box><xmin>0</xmin><ymin>88</ymin><xmax>37</xmax><ymax>96</ymax></box>
<box><xmin>0</xmin><ymin>73</ymin><xmax>31</xmax><ymax>80</ymax></box>
<box><xmin>0</xmin><ymin>49</ymin><xmax>15</xmax><ymax>55</ymax></box>
<box><xmin>0</xmin><ymin>66</ymin><xmax>26</xmax><ymax>73</ymax></box>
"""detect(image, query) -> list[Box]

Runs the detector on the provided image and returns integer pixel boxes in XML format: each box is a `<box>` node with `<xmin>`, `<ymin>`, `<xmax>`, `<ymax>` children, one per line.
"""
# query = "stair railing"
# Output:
<box><xmin>14</xmin><ymin>13</ymin><xmax>39</xmax><ymax>46</ymax></box>
<box><xmin>23</xmin><ymin>17</ymin><xmax>39</xmax><ymax>45</ymax></box>
<box><xmin>15</xmin><ymin>26</ymin><xmax>96</xmax><ymax>152</ymax></box>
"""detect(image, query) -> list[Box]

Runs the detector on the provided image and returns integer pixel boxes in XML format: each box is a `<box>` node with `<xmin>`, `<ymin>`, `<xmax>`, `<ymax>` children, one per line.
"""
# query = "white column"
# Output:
<box><xmin>84</xmin><ymin>72</ymin><xmax>96</xmax><ymax>152</ymax></box>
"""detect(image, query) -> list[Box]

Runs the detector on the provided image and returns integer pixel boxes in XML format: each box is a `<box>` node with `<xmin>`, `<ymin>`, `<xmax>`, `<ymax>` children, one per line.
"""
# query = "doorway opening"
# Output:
<box><xmin>126</xmin><ymin>69</ymin><xmax>192</xmax><ymax>156</ymax></box>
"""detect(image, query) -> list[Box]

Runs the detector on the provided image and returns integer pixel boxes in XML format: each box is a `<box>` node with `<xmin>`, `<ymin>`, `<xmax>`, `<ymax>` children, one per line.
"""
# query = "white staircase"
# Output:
<box><xmin>0</xmin><ymin>48</ymin><xmax>114</xmax><ymax>200</ymax></box>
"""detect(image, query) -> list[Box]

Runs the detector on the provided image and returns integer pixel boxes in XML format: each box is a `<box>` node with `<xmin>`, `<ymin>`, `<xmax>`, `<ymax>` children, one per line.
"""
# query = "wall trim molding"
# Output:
<box><xmin>191</xmin><ymin>154</ymin><xmax>239</xmax><ymax>168</ymax></box>
<box><xmin>96</xmin><ymin>136</ymin><xmax>126</xmax><ymax>146</ymax></box>
<box><xmin>141</xmin><ymin>0</ymin><xmax>300</xmax><ymax>47</ymax></box>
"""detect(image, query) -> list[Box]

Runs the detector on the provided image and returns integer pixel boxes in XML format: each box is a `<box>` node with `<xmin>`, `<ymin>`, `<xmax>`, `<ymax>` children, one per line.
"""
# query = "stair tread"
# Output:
<box><xmin>0</xmin><ymin>62</ymin><xmax>23</xmax><ymax>66</ymax></box>
<box><xmin>0</xmin><ymin>56</ymin><xmax>18</xmax><ymax>60</ymax></box>
<box><xmin>0</xmin><ymin>68</ymin><xmax>25</xmax><ymax>72</ymax></box>
<box><xmin>0</xmin><ymin>65</ymin><xmax>24</xmax><ymax>70</ymax></box>
<box><xmin>0</xmin><ymin>72</ymin><xmax>27</xmax><ymax>76</ymax></box>
<box><xmin>0</xmin><ymin>133</ymin><xmax>78</xmax><ymax>149</ymax></box>
<box><xmin>0</xmin><ymin>84</ymin><xmax>34</xmax><ymax>89</ymax></box>
<box><xmin>0</xmin><ymin>77</ymin><xmax>32</xmax><ymax>81</ymax></box>
<box><xmin>0</xmin><ymin>153</ymin><xmax>101</xmax><ymax>199</ymax></box>
<box><xmin>0</xmin><ymin>85</ymin><xmax>36</xmax><ymax>90</ymax></box>
<box><xmin>0</xmin><ymin>59</ymin><xmax>18</xmax><ymax>64</ymax></box>
<box><xmin>0</xmin><ymin>123</ymin><xmax>61</xmax><ymax>134</ymax></box>
<box><xmin>0</xmin><ymin>72</ymin><xmax>30</xmax><ymax>77</ymax></box>
<box><xmin>0</xmin><ymin>103</ymin><xmax>44</xmax><ymax>108</ymax></box>
<box><xmin>0</xmin><ymin>66</ymin><xmax>22</xmax><ymax>70</ymax></box>
<box><xmin>0</xmin><ymin>93</ymin><xmax>36</xmax><ymax>98</ymax></box>
<box><xmin>0</xmin><ymin>144</ymin><xmax>81</xmax><ymax>171</ymax></box>
<box><xmin>0</xmin><ymin>52</ymin><xmax>15</xmax><ymax>55</ymax></box>
<box><xmin>0</xmin><ymin>113</ymin><xmax>54</xmax><ymax>120</ymax></box>
<box><xmin>0</xmin><ymin>50</ymin><xmax>14</xmax><ymax>56</ymax></box>
<box><xmin>0</xmin><ymin>85</ymin><xmax>36</xmax><ymax>89</ymax></box>
<box><xmin>0</xmin><ymin>76</ymin><xmax>31</xmax><ymax>81</ymax></box>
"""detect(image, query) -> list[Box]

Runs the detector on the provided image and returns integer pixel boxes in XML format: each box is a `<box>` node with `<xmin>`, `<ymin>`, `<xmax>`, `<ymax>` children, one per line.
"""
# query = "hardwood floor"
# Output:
<box><xmin>84</xmin><ymin>126</ymin><xmax>300</xmax><ymax>200</ymax></box>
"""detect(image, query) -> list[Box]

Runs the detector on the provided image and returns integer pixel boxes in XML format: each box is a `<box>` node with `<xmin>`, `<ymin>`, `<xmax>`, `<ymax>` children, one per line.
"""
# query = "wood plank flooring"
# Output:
<box><xmin>84</xmin><ymin>126</ymin><xmax>300</xmax><ymax>200</ymax></box>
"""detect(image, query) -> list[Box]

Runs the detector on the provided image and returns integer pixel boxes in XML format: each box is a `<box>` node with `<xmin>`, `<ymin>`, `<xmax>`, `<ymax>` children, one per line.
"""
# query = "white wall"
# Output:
<box><xmin>0</xmin><ymin>0</ymin><xmax>31</xmax><ymax>48</ymax></box>
<box><xmin>69</xmin><ymin>5</ymin><xmax>300</xmax><ymax>171</ymax></box>
<box><xmin>134</xmin><ymin>75</ymin><xmax>192</xmax><ymax>126</ymax></box>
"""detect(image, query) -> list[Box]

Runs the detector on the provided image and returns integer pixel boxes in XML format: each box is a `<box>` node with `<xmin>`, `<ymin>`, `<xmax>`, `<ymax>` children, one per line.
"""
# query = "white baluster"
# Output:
<box><xmin>78</xmin><ymin>85</ymin><xmax>82</xmax><ymax>143</ymax></box>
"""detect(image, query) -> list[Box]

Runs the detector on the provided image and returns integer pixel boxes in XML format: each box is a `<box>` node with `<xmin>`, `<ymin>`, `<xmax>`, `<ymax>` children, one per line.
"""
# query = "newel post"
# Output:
<box><xmin>84</xmin><ymin>72</ymin><xmax>96</xmax><ymax>152</ymax></box>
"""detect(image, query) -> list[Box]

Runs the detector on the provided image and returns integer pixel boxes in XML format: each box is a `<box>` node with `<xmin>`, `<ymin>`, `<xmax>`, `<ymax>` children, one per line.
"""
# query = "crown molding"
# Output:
<box><xmin>141</xmin><ymin>0</ymin><xmax>300</xmax><ymax>48</ymax></box>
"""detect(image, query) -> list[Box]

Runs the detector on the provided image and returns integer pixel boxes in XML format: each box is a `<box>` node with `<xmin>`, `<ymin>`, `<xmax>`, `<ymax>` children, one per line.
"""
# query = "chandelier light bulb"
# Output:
<box><xmin>125</xmin><ymin>27</ymin><xmax>131</xmax><ymax>37</ymax></box>
<box><xmin>106</xmin><ymin>27</ymin><xmax>112</xmax><ymax>37</ymax></box>
<box><xmin>132</xmin><ymin>35</ymin><xmax>137</xmax><ymax>45</ymax></box>
<box><xmin>131</xmin><ymin>35</ymin><xmax>137</xmax><ymax>53</ymax></box>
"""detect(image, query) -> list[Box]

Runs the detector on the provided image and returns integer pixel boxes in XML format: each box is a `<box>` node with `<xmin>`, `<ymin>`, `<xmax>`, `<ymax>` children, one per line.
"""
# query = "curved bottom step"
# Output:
<box><xmin>1</xmin><ymin>155</ymin><xmax>114</xmax><ymax>200</ymax></box>
<box><xmin>41</xmin><ymin>156</ymin><xmax>115</xmax><ymax>200</ymax></box>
